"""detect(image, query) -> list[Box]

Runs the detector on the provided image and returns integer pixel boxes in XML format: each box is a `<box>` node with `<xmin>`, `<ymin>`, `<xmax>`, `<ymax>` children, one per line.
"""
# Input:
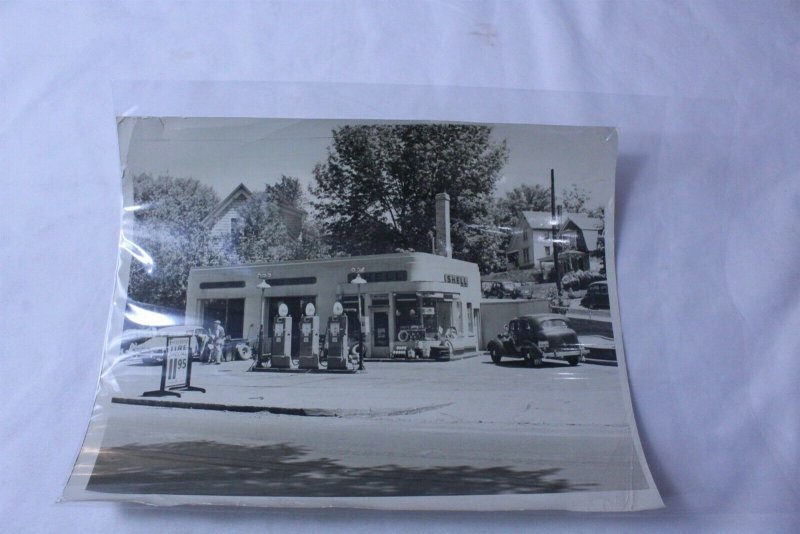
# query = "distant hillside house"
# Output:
<box><xmin>203</xmin><ymin>183</ymin><xmax>305</xmax><ymax>239</ymax></box>
<box><xmin>507</xmin><ymin>210</ymin><xmax>603</xmax><ymax>272</ymax></box>
<box><xmin>506</xmin><ymin>211</ymin><xmax>558</xmax><ymax>269</ymax></box>
<box><xmin>559</xmin><ymin>213</ymin><xmax>603</xmax><ymax>254</ymax></box>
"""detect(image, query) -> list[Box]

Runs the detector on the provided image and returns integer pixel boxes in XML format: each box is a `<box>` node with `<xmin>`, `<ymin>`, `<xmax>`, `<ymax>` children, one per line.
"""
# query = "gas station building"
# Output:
<box><xmin>185</xmin><ymin>251</ymin><xmax>482</xmax><ymax>359</ymax></box>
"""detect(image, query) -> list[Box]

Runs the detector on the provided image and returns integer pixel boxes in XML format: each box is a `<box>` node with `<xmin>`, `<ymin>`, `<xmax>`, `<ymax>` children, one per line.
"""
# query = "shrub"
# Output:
<box><xmin>561</xmin><ymin>270</ymin><xmax>606</xmax><ymax>290</ymax></box>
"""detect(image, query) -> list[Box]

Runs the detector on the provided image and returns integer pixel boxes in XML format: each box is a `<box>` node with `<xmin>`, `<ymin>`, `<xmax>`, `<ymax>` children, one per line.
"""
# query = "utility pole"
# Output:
<box><xmin>551</xmin><ymin>169</ymin><xmax>562</xmax><ymax>297</ymax></box>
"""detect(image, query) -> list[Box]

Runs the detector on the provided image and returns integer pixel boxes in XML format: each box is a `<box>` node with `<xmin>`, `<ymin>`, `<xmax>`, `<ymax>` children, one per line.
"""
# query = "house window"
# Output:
<box><xmin>523</xmin><ymin>229</ymin><xmax>528</xmax><ymax>242</ymax></box>
<box><xmin>230</xmin><ymin>217</ymin><xmax>240</xmax><ymax>235</ymax></box>
<box><xmin>545</xmin><ymin>246</ymin><xmax>551</xmax><ymax>256</ymax></box>
<box><xmin>522</xmin><ymin>248</ymin><xmax>530</xmax><ymax>264</ymax></box>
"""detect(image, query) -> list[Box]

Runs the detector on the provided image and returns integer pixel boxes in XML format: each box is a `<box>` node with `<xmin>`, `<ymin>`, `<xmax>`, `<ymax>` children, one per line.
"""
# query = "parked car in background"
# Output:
<box><xmin>126</xmin><ymin>325</ymin><xmax>210</xmax><ymax>365</ymax></box>
<box><xmin>118</xmin><ymin>327</ymin><xmax>158</xmax><ymax>353</ymax></box>
<box><xmin>580</xmin><ymin>281</ymin><xmax>610</xmax><ymax>310</ymax></box>
<box><xmin>482</xmin><ymin>281</ymin><xmax>529</xmax><ymax>299</ymax></box>
<box><xmin>487</xmin><ymin>314</ymin><xmax>586</xmax><ymax>367</ymax></box>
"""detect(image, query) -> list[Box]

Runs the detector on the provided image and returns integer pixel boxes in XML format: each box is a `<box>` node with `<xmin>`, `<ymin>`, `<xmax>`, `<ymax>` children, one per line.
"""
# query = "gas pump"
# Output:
<box><xmin>298</xmin><ymin>302</ymin><xmax>320</xmax><ymax>369</ymax></box>
<box><xmin>326</xmin><ymin>301</ymin><xmax>349</xmax><ymax>370</ymax></box>
<box><xmin>270</xmin><ymin>302</ymin><xmax>292</xmax><ymax>368</ymax></box>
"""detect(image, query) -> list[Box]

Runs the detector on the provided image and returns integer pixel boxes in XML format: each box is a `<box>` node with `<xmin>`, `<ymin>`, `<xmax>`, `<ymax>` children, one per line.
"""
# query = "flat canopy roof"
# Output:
<box><xmin>190</xmin><ymin>251</ymin><xmax>478</xmax><ymax>273</ymax></box>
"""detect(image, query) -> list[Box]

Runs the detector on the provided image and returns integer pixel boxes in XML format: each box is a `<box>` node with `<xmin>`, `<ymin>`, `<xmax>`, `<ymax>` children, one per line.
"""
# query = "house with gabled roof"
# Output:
<box><xmin>506</xmin><ymin>210</ymin><xmax>603</xmax><ymax>272</ymax></box>
<box><xmin>558</xmin><ymin>213</ymin><xmax>603</xmax><ymax>254</ymax></box>
<box><xmin>203</xmin><ymin>183</ymin><xmax>305</xmax><ymax>239</ymax></box>
<box><xmin>506</xmin><ymin>211</ymin><xmax>558</xmax><ymax>269</ymax></box>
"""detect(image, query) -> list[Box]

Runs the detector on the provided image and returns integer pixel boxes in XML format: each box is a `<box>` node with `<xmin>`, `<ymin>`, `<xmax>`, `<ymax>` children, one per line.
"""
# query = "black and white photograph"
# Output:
<box><xmin>6</xmin><ymin>2</ymin><xmax>800</xmax><ymax>531</ymax></box>
<box><xmin>63</xmin><ymin>117</ymin><xmax>660</xmax><ymax>511</ymax></box>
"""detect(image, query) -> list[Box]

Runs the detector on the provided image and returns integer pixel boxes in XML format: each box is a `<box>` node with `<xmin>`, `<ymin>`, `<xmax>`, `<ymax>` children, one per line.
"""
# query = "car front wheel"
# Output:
<box><xmin>490</xmin><ymin>346</ymin><xmax>502</xmax><ymax>364</ymax></box>
<box><xmin>567</xmin><ymin>356</ymin><xmax>579</xmax><ymax>366</ymax></box>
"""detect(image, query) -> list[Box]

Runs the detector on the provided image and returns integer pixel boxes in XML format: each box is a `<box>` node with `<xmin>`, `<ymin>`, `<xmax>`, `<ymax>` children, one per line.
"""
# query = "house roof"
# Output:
<box><xmin>562</xmin><ymin>213</ymin><xmax>603</xmax><ymax>232</ymax></box>
<box><xmin>201</xmin><ymin>183</ymin><xmax>252</xmax><ymax>226</ymax></box>
<box><xmin>201</xmin><ymin>183</ymin><xmax>307</xmax><ymax>227</ymax></box>
<box><xmin>521</xmin><ymin>211</ymin><xmax>557</xmax><ymax>229</ymax></box>
<box><xmin>520</xmin><ymin>211</ymin><xmax>602</xmax><ymax>232</ymax></box>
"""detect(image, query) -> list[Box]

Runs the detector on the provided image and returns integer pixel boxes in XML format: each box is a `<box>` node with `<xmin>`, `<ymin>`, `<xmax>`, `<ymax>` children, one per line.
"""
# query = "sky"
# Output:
<box><xmin>122</xmin><ymin>118</ymin><xmax>617</xmax><ymax>210</ymax></box>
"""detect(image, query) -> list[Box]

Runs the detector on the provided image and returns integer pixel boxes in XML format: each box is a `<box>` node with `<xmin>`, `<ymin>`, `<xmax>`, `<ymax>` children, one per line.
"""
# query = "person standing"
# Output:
<box><xmin>209</xmin><ymin>320</ymin><xmax>226</xmax><ymax>365</ymax></box>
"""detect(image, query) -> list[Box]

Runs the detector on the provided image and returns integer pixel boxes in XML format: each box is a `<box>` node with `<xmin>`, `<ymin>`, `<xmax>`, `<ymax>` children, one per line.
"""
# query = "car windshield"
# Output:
<box><xmin>502</xmin><ymin>282</ymin><xmax>515</xmax><ymax>290</ymax></box>
<box><xmin>539</xmin><ymin>319</ymin><xmax>568</xmax><ymax>329</ymax></box>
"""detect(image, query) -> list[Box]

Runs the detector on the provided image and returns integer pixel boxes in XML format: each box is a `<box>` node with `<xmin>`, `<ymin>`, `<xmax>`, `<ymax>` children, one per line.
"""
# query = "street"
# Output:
<box><xmin>81</xmin><ymin>355</ymin><xmax>649</xmax><ymax>497</ymax></box>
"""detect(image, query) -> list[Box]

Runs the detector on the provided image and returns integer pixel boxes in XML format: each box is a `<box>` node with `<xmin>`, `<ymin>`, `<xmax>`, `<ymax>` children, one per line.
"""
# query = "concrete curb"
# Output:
<box><xmin>111</xmin><ymin>397</ymin><xmax>456</xmax><ymax>419</ymax></box>
<box><xmin>248</xmin><ymin>367</ymin><xmax>359</xmax><ymax>374</ymax></box>
<box><xmin>111</xmin><ymin>397</ymin><xmax>337</xmax><ymax>417</ymax></box>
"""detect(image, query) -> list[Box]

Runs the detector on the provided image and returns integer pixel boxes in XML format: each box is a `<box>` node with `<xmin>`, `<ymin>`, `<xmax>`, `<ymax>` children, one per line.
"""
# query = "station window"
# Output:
<box><xmin>201</xmin><ymin>298</ymin><xmax>245</xmax><ymax>338</ymax></box>
<box><xmin>347</xmin><ymin>270</ymin><xmax>408</xmax><ymax>283</ymax></box>
<box><xmin>467</xmin><ymin>302</ymin><xmax>474</xmax><ymax>334</ymax></box>
<box><xmin>269</xmin><ymin>276</ymin><xmax>317</xmax><ymax>286</ymax></box>
<box><xmin>394</xmin><ymin>294</ymin><xmax>421</xmax><ymax>340</ymax></box>
<box><xmin>371</xmin><ymin>294</ymin><xmax>390</xmax><ymax>307</ymax></box>
<box><xmin>199</xmin><ymin>281</ymin><xmax>246</xmax><ymax>289</ymax></box>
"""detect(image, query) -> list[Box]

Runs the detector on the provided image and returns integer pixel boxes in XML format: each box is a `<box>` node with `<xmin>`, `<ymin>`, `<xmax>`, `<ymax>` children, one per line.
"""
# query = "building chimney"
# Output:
<box><xmin>435</xmin><ymin>192</ymin><xmax>452</xmax><ymax>258</ymax></box>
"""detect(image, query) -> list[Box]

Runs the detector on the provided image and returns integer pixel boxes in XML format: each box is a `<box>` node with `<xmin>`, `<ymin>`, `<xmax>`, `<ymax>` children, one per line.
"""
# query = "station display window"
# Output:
<box><xmin>394</xmin><ymin>293</ymin><xmax>421</xmax><ymax>341</ymax></box>
<box><xmin>200</xmin><ymin>298</ymin><xmax>245</xmax><ymax>338</ymax></box>
<box><xmin>394</xmin><ymin>292</ymin><xmax>465</xmax><ymax>341</ymax></box>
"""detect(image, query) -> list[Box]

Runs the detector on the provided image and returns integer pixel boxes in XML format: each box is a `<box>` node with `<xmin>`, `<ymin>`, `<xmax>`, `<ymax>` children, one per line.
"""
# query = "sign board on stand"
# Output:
<box><xmin>142</xmin><ymin>336</ymin><xmax>206</xmax><ymax>398</ymax></box>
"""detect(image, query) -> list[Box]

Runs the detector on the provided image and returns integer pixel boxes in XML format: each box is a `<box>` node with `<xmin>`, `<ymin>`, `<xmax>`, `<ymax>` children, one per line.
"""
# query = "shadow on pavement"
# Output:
<box><xmin>87</xmin><ymin>440</ymin><xmax>594</xmax><ymax>497</ymax></box>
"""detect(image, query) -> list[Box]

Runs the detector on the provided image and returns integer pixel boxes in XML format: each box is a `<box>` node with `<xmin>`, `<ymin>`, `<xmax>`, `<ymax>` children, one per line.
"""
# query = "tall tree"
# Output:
<box><xmin>265</xmin><ymin>175</ymin><xmax>304</xmax><ymax>209</ymax></box>
<box><xmin>226</xmin><ymin>184</ymin><xmax>332</xmax><ymax>264</ymax></box>
<box><xmin>130</xmin><ymin>174</ymin><xmax>219</xmax><ymax>233</ymax></box>
<box><xmin>493</xmin><ymin>183</ymin><xmax>550</xmax><ymax>227</ymax></box>
<box><xmin>128</xmin><ymin>223</ymin><xmax>232</xmax><ymax>311</ymax></box>
<box><xmin>561</xmin><ymin>184</ymin><xmax>591</xmax><ymax>214</ymax></box>
<box><xmin>311</xmin><ymin>124</ymin><xmax>508</xmax><ymax>271</ymax></box>
<box><xmin>127</xmin><ymin>174</ymin><xmax>226</xmax><ymax>311</ymax></box>
<box><xmin>226</xmin><ymin>191</ymin><xmax>296</xmax><ymax>264</ymax></box>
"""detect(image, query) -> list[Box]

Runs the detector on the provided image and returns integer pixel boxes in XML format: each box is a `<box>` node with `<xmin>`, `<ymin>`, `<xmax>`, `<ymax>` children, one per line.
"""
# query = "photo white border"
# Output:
<box><xmin>63</xmin><ymin>81</ymin><xmax>667</xmax><ymax>512</ymax></box>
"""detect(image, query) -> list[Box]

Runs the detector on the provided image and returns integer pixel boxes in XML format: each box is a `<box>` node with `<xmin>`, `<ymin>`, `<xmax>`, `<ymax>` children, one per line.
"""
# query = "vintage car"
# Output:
<box><xmin>126</xmin><ymin>325</ymin><xmax>211</xmax><ymax>365</ymax></box>
<box><xmin>487</xmin><ymin>314</ymin><xmax>586</xmax><ymax>367</ymax></box>
<box><xmin>482</xmin><ymin>281</ymin><xmax>530</xmax><ymax>299</ymax></box>
<box><xmin>580</xmin><ymin>280</ymin><xmax>610</xmax><ymax>310</ymax></box>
